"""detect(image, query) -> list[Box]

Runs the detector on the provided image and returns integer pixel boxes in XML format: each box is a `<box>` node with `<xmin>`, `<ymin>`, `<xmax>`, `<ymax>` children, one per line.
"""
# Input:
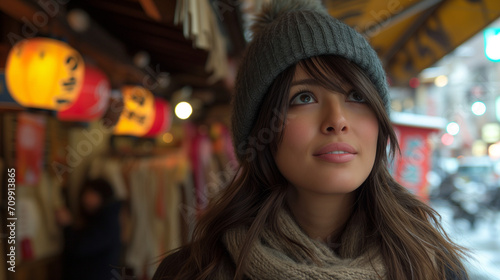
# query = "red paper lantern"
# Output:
<box><xmin>58</xmin><ymin>66</ymin><xmax>110</xmax><ymax>121</ymax></box>
<box><xmin>144</xmin><ymin>97</ymin><xmax>172</xmax><ymax>137</ymax></box>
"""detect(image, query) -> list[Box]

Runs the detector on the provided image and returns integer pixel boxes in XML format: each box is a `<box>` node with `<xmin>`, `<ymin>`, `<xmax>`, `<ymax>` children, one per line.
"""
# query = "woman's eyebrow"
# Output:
<box><xmin>290</xmin><ymin>78</ymin><xmax>321</xmax><ymax>87</ymax></box>
<box><xmin>290</xmin><ymin>78</ymin><xmax>348</xmax><ymax>94</ymax></box>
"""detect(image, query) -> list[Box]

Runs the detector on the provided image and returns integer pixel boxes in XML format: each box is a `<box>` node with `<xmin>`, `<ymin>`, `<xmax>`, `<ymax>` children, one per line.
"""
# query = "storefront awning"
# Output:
<box><xmin>326</xmin><ymin>0</ymin><xmax>500</xmax><ymax>86</ymax></box>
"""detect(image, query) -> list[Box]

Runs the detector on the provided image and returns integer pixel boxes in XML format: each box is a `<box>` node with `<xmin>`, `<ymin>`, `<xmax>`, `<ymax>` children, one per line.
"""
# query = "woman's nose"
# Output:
<box><xmin>321</xmin><ymin>96</ymin><xmax>348</xmax><ymax>135</ymax></box>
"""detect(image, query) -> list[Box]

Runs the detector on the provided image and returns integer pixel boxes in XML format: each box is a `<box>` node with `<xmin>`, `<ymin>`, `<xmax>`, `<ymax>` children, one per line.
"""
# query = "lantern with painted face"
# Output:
<box><xmin>5</xmin><ymin>37</ymin><xmax>85</xmax><ymax>110</ymax></box>
<box><xmin>58</xmin><ymin>66</ymin><xmax>110</xmax><ymax>121</ymax></box>
<box><xmin>113</xmin><ymin>86</ymin><xmax>155</xmax><ymax>136</ymax></box>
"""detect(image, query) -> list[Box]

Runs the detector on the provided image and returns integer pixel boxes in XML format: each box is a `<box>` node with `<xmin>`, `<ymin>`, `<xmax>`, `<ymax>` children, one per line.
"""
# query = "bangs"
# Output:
<box><xmin>298</xmin><ymin>56</ymin><xmax>349</xmax><ymax>95</ymax></box>
<box><xmin>297</xmin><ymin>55</ymin><xmax>384</xmax><ymax>111</ymax></box>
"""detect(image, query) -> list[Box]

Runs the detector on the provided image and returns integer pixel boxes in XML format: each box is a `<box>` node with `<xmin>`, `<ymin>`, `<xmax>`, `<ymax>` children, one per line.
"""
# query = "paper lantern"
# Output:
<box><xmin>5</xmin><ymin>37</ymin><xmax>85</xmax><ymax>110</ymax></box>
<box><xmin>57</xmin><ymin>66</ymin><xmax>110</xmax><ymax>121</ymax></box>
<box><xmin>144</xmin><ymin>97</ymin><xmax>172</xmax><ymax>137</ymax></box>
<box><xmin>113</xmin><ymin>86</ymin><xmax>155</xmax><ymax>136</ymax></box>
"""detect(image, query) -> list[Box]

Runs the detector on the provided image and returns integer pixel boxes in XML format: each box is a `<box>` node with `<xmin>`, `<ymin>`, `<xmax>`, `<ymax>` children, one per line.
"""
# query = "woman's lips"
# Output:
<box><xmin>313</xmin><ymin>143</ymin><xmax>357</xmax><ymax>163</ymax></box>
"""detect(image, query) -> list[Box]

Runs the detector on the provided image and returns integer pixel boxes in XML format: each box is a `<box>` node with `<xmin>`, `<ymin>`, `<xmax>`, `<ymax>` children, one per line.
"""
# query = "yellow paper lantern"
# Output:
<box><xmin>5</xmin><ymin>37</ymin><xmax>85</xmax><ymax>110</ymax></box>
<box><xmin>114</xmin><ymin>86</ymin><xmax>155</xmax><ymax>136</ymax></box>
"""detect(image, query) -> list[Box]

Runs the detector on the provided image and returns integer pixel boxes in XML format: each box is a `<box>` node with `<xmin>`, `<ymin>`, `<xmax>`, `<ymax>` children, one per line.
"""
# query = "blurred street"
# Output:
<box><xmin>432</xmin><ymin>202</ymin><xmax>500</xmax><ymax>279</ymax></box>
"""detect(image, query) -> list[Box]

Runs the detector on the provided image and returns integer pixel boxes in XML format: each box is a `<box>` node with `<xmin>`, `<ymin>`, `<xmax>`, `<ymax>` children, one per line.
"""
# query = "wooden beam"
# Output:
<box><xmin>138</xmin><ymin>0</ymin><xmax>161</xmax><ymax>21</ymax></box>
<box><xmin>138</xmin><ymin>0</ymin><xmax>176</xmax><ymax>23</ymax></box>
<box><xmin>88</xmin><ymin>10</ymin><xmax>185</xmax><ymax>42</ymax></box>
<box><xmin>84</xmin><ymin>0</ymin><xmax>153</xmax><ymax>21</ymax></box>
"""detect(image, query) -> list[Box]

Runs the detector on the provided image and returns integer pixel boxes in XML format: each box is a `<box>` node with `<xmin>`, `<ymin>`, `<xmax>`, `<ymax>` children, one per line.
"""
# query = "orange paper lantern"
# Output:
<box><xmin>58</xmin><ymin>66</ymin><xmax>110</xmax><ymax>121</ymax></box>
<box><xmin>113</xmin><ymin>86</ymin><xmax>155</xmax><ymax>136</ymax></box>
<box><xmin>144</xmin><ymin>97</ymin><xmax>172</xmax><ymax>137</ymax></box>
<box><xmin>5</xmin><ymin>37</ymin><xmax>85</xmax><ymax>110</ymax></box>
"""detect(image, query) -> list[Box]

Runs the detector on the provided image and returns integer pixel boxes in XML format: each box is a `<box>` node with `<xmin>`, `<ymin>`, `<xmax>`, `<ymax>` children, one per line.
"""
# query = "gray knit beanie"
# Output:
<box><xmin>232</xmin><ymin>0</ymin><xmax>389</xmax><ymax>162</ymax></box>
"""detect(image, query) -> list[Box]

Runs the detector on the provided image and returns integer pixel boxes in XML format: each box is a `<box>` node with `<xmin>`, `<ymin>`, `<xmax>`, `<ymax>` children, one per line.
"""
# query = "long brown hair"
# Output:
<box><xmin>172</xmin><ymin>55</ymin><xmax>468</xmax><ymax>280</ymax></box>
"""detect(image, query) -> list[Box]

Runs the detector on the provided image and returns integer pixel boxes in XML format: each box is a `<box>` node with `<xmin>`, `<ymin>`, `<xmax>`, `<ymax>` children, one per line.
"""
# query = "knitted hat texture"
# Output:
<box><xmin>232</xmin><ymin>0</ymin><xmax>389</xmax><ymax>162</ymax></box>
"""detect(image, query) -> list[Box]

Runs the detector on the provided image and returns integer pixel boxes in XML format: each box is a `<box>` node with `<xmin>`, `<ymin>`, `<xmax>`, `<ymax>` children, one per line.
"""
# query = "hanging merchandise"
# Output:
<box><xmin>144</xmin><ymin>97</ymin><xmax>172</xmax><ymax>138</ymax></box>
<box><xmin>189</xmin><ymin>130</ymin><xmax>213</xmax><ymax>213</ymax></box>
<box><xmin>57</xmin><ymin>65</ymin><xmax>111</xmax><ymax>121</ymax></box>
<box><xmin>174</xmin><ymin>0</ymin><xmax>227</xmax><ymax>82</ymax></box>
<box><xmin>113</xmin><ymin>86</ymin><xmax>155</xmax><ymax>136</ymax></box>
<box><xmin>5</xmin><ymin>37</ymin><xmax>85</xmax><ymax>110</ymax></box>
<box><xmin>16</xmin><ymin>112</ymin><xmax>47</xmax><ymax>186</ymax></box>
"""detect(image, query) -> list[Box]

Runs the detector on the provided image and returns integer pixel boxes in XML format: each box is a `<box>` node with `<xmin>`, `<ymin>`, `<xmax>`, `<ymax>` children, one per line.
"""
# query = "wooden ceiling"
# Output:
<box><xmin>0</xmin><ymin>0</ymin><xmax>246</xmax><ymax>109</ymax></box>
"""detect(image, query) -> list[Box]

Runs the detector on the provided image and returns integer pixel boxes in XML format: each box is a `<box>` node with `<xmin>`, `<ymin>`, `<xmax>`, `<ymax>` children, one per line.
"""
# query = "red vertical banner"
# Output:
<box><xmin>16</xmin><ymin>112</ymin><xmax>46</xmax><ymax>186</ymax></box>
<box><xmin>392</xmin><ymin>125</ymin><xmax>437</xmax><ymax>201</ymax></box>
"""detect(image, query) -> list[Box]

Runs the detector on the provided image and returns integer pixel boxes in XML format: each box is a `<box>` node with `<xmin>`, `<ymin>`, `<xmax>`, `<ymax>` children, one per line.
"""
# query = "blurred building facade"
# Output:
<box><xmin>389</xmin><ymin>17</ymin><xmax>500</xmax><ymax>159</ymax></box>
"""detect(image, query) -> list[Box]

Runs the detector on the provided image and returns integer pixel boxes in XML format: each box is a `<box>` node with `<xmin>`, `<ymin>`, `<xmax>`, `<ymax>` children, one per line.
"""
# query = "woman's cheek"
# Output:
<box><xmin>358</xmin><ymin>114</ymin><xmax>379</xmax><ymax>137</ymax></box>
<box><xmin>283</xmin><ymin>117</ymin><xmax>313</xmax><ymax>151</ymax></box>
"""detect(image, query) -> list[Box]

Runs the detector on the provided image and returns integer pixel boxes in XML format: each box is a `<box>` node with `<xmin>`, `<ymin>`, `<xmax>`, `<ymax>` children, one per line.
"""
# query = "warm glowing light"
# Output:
<box><xmin>441</xmin><ymin>133</ymin><xmax>454</xmax><ymax>146</ymax></box>
<box><xmin>67</xmin><ymin>9</ymin><xmax>90</xmax><ymax>32</ymax></box>
<box><xmin>5</xmin><ymin>38</ymin><xmax>85</xmax><ymax>110</ymax></box>
<box><xmin>446</xmin><ymin>122</ymin><xmax>460</xmax><ymax>136</ymax></box>
<box><xmin>114</xmin><ymin>86</ymin><xmax>155</xmax><ymax>136</ymax></box>
<box><xmin>434</xmin><ymin>75</ymin><xmax>448</xmax><ymax>87</ymax></box>
<box><xmin>175</xmin><ymin>101</ymin><xmax>192</xmax><ymax>120</ymax></box>
<box><xmin>489</xmin><ymin>142</ymin><xmax>500</xmax><ymax>159</ymax></box>
<box><xmin>471</xmin><ymin>101</ymin><xmax>486</xmax><ymax>116</ymax></box>
<box><xmin>162</xmin><ymin>132</ymin><xmax>173</xmax><ymax>143</ymax></box>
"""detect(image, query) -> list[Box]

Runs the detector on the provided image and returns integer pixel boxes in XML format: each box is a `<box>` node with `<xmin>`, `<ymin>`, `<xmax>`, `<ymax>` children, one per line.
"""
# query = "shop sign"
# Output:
<box><xmin>16</xmin><ymin>112</ymin><xmax>46</xmax><ymax>186</ymax></box>
<box><xmin>391</xmin><ymin>124</ymin><xmax>437</xmax><ymax>201</ymax></box>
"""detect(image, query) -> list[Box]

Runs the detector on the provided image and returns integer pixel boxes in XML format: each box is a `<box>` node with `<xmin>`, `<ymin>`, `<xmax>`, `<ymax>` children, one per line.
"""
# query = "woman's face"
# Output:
<box><xmin>274</xmin><ymin>64</ymin><xmax>379</xmax><ymax>196</ymax></box>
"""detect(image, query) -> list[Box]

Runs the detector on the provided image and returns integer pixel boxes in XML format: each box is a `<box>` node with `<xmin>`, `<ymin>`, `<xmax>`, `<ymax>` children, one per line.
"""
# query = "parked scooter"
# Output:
<box><xmin>437</xmin><ymin>174</ymin><xmax>489</xmax><ymax>230</ymax></box>
<box><xmin>451</xmin><ymin>178</ymin><xmax>489</xmax><ymax>229</ymax></box>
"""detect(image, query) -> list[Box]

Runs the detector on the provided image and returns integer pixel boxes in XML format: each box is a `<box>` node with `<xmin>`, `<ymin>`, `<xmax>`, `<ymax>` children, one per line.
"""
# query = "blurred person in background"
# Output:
<box><xmin>56</xmin><ymin>178</ymin><xmax>122</xmax><ymax>280</ymax></box>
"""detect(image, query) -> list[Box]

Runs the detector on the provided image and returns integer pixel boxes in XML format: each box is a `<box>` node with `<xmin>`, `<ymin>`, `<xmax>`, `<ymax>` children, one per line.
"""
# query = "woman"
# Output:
<box><xmin>153</xmin><ymin>0</ymin><xmax>469</xmax><ymax>279</ymax></box>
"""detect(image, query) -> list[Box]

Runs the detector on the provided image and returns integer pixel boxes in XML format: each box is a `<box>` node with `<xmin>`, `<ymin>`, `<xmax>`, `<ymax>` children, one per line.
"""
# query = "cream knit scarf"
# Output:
<box><xmin>222</xmin><ymin>208</ymin><xmax>386</xmax><ymax>280</ymax></box>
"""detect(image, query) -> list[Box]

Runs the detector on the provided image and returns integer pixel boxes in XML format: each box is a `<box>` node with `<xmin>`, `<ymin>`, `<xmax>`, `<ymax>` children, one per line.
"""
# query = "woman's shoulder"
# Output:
<box><xmin>152</xmin><ymin>245</ymin><xmax>192</xmax><ymax>280</ymax></box>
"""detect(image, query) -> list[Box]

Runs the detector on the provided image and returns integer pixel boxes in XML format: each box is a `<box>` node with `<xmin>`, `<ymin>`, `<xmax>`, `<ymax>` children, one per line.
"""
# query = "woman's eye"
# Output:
<box><xmin>290</xmin><ymin>92</ymin><xmax>316</xmax><ymax>105</ymax></box>
<box><xmin>347</xmin><ymin>90</ymin><xmax>366</xmax><ymax>103</ymax></box>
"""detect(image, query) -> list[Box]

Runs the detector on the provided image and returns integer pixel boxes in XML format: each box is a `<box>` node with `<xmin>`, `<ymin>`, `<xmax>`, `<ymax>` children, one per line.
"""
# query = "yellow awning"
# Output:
<box><xmin>326</xmin><ymin>0</ymin><xmax>500</xmax><ymax>86</ymax></box>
